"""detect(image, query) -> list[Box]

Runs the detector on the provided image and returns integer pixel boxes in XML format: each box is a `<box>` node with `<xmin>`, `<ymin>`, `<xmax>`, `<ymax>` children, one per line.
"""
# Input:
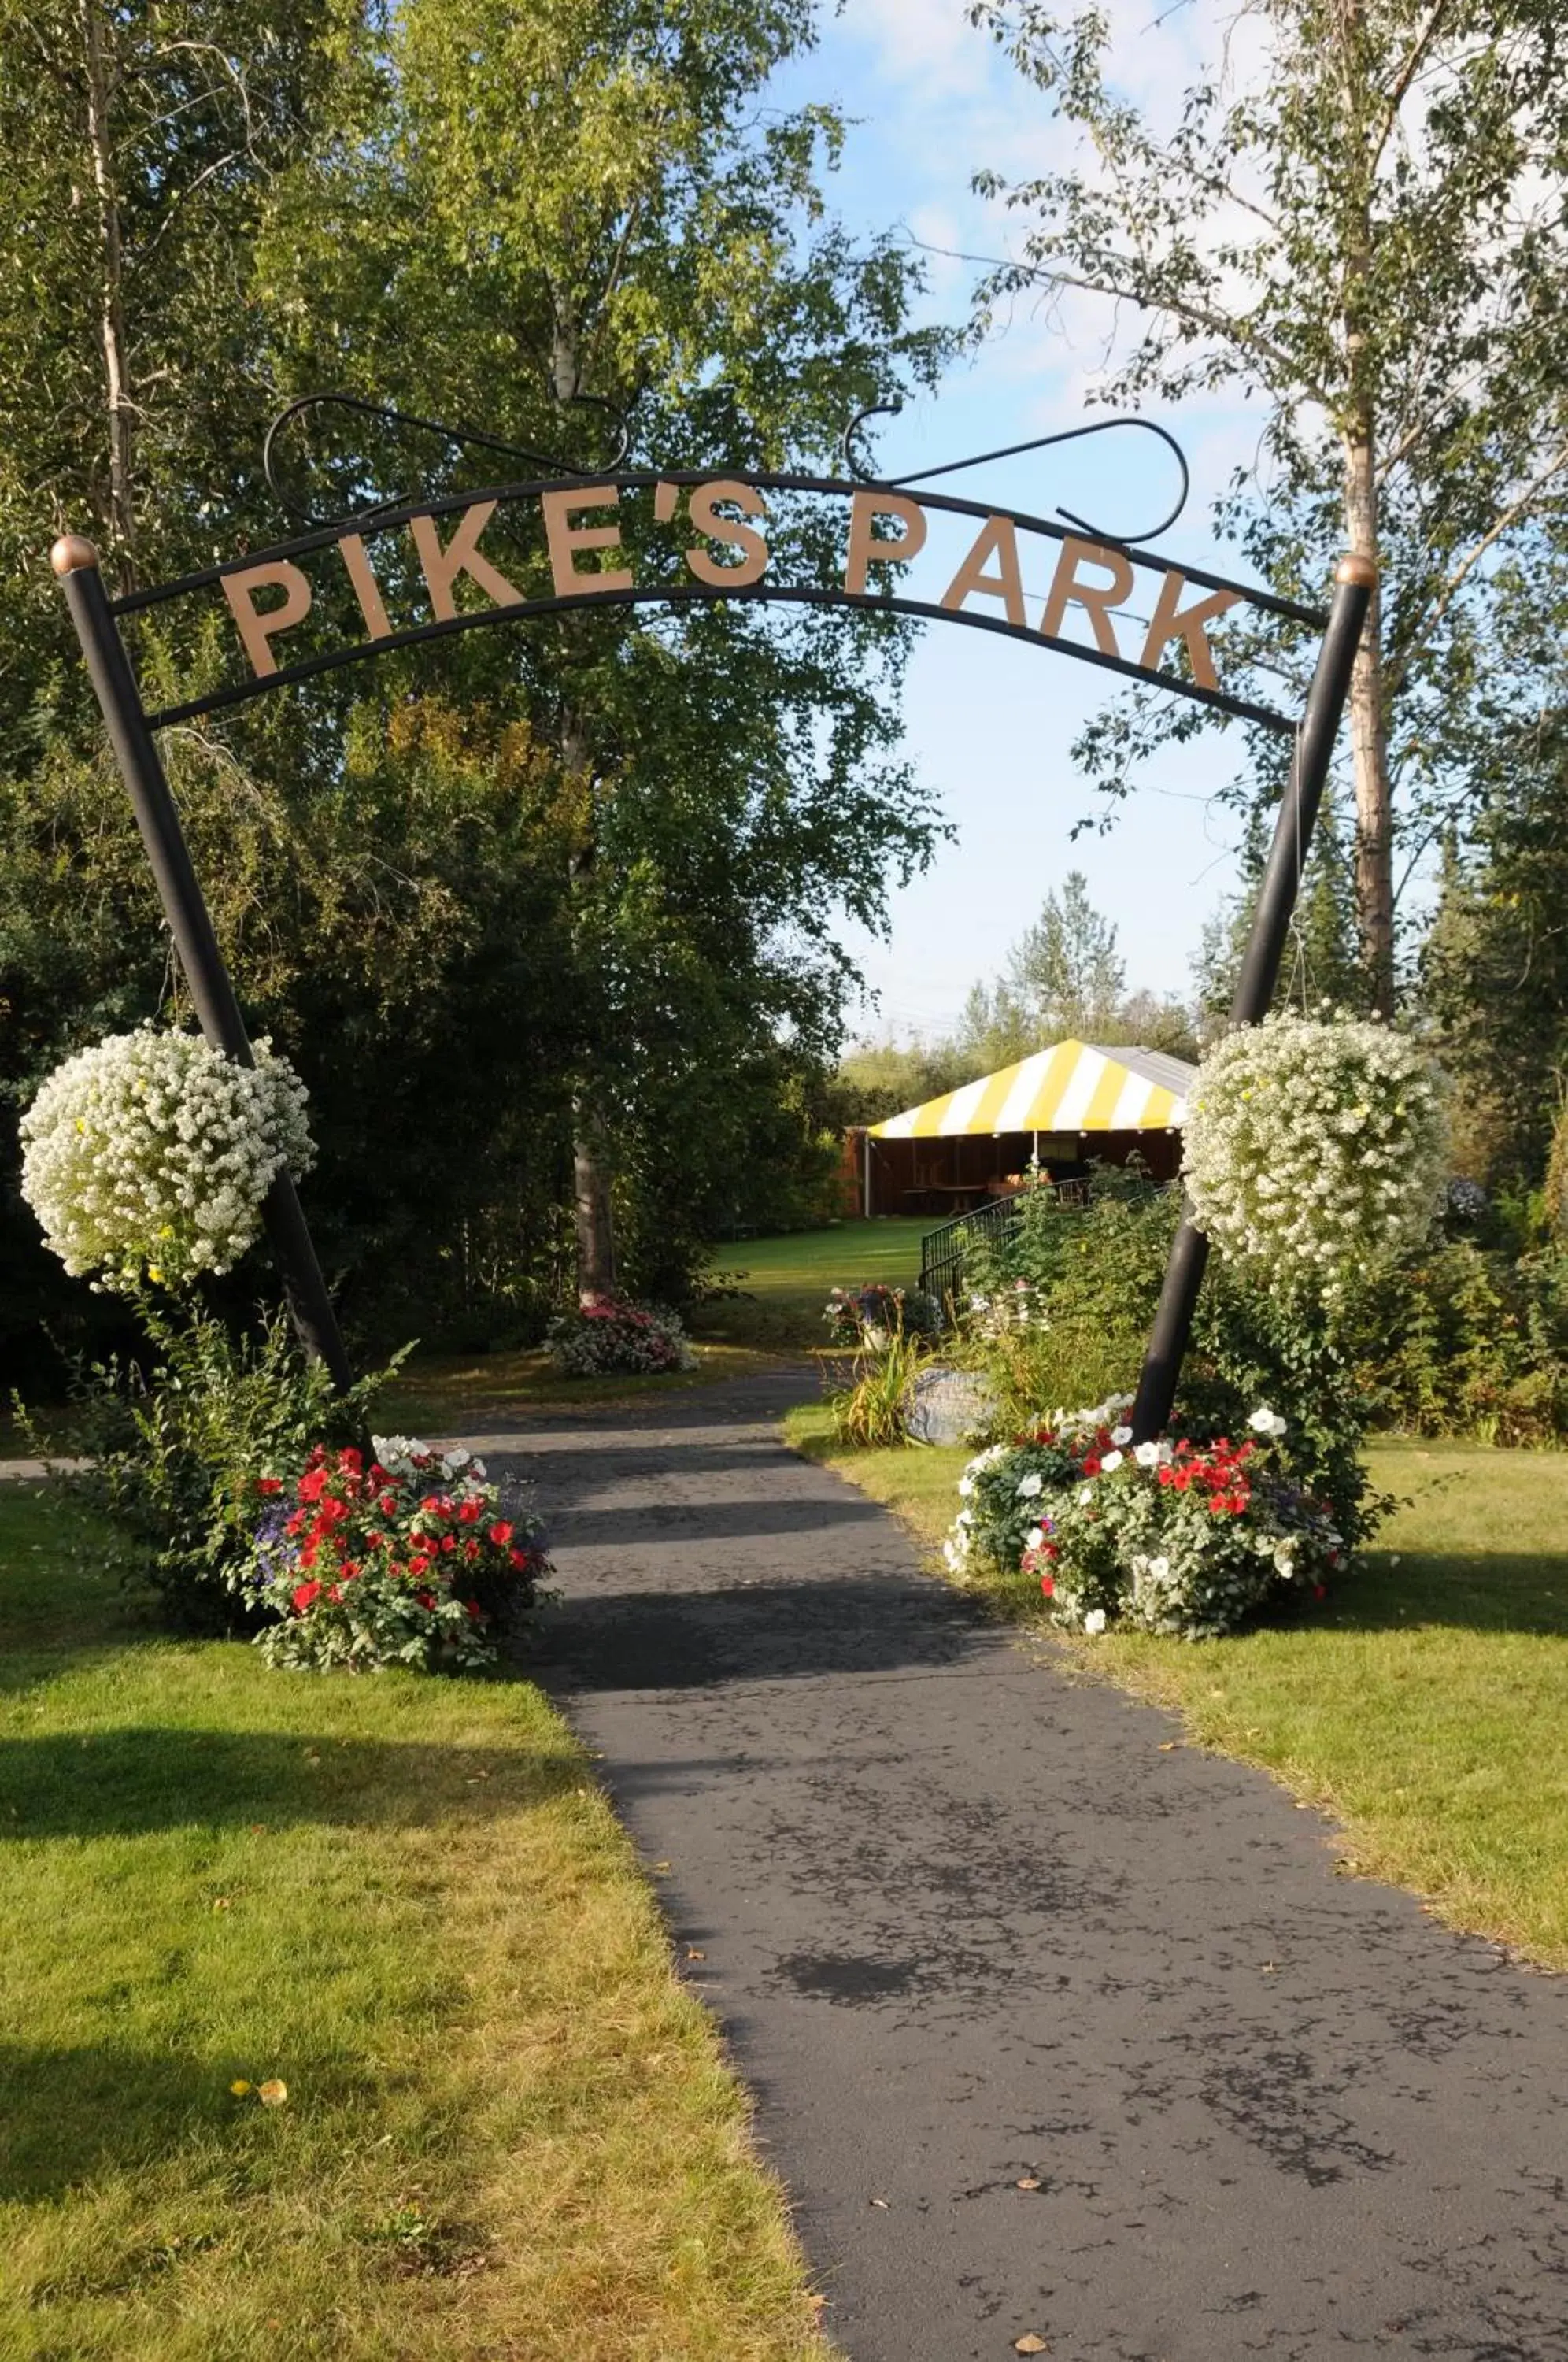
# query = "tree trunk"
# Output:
<box><xmin>550</xmin><ymin>308</ymin><xmax>619</xmax><ymax>1302</ymax></box>
<box><xmin>1342</xmin><ymin>426</ymin><xmax>1395</xmax><ymax>1009</ymax></box>
<box><xmin>564</xmin><ymin>705</ymin><xmax>616</xmax><ymax>1301</ymax></box>
<box><xmin>1336</xmin><ymin>0</ymin><xmax>1396</xmax><ymax>1013</ymax></box>
<box><xmin>79</xmin><ymin>0</ymin><xmax>136</xmax><ymax>590</ymax></box>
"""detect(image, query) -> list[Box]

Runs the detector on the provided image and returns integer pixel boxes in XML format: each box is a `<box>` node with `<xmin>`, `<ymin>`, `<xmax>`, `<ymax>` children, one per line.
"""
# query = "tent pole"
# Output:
<box><xmin>863</xmin><ymin>1131</ymin><xmax>871</xmax><ymax>1219</ymax></box>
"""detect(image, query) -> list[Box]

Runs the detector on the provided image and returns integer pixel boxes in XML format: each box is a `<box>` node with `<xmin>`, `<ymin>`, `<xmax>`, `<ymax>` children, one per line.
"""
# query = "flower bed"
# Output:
<box><xmin>945</xmin><ymin>1399</ymin><xmax>1344</xmax><ymax>1638</ymax></box>
<box><xmin>546</xmin><ymin>1294</ymin><xmax>697</xmax><ymax>1377</ymax></box>
<box><xmin>823</xmin><ymin>1282</ymin><xmax>940</xmax><ymax>1348</ymax></box>
<box><xmin>248</xmin><ymin>1438</ymin><xmax>549</xmax><ymax>1671</ymax></box>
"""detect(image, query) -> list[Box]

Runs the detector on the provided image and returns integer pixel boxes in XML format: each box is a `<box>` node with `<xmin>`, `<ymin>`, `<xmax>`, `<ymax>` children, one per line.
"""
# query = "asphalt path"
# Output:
<box><xmin>494</xmin><ymin>1370</ymin><xmax>1567</xmax><ymax>2362</ymax></box>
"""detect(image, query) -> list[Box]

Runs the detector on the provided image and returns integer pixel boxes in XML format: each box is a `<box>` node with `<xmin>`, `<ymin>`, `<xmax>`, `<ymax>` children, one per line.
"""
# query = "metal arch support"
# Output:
<box><xmin>1126</xmin><ymin>554</ymin><xmax>1378</xmax><ymax>1443</ymax></box>
<box><xmin>840</xmin><ymin>399</ymin><xmax>1191</xmax><ymax>547</ymax></box>
<box><xmin>261</xmin><ymin>388</ymin><xmax>632</xmax><ymax>529</ymax></box>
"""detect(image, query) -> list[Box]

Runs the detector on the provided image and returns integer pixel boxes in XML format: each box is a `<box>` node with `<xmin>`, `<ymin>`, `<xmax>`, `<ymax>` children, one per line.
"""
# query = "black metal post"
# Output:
<box><xmin>50</xmin><ymin>535</ymin><xmax>355</xmax><ymax>1392</ymax></box>
<box><xmin>1129</xmin><ymin>553</ymin><xmax>1377</xmax><ymax>1443</ymax></box>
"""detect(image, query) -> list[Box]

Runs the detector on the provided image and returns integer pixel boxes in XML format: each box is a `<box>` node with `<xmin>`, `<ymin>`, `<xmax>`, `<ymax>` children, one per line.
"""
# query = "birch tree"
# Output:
<box><xmin>262</xmin><ymin>0</ymin><xmax>945</xmax><ymax>1298</ymax></box>
<box><xmin>969</xmin><ymin>0</ymin><xmax>1568</xmax><ymax>1006</ymax></box>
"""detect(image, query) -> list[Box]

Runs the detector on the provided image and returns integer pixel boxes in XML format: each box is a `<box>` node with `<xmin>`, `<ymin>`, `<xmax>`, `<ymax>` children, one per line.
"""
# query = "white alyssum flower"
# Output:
<box><xmin>20</xmin><ymin>1026</ymin><xmax>313</xmax><ymax>1291</ymax></box>
<box><xmin>1182</xmin><ymin>1009</ymin><xmax>1448</xmax><ymax>1294</ymax></box>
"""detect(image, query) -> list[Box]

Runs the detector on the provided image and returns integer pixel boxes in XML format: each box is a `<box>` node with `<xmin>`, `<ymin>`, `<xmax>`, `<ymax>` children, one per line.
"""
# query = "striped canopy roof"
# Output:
<box><xmin>868</xmin><ymin>1040</ymin><xmax>1195</xmax><ymax>1139</ymax></box>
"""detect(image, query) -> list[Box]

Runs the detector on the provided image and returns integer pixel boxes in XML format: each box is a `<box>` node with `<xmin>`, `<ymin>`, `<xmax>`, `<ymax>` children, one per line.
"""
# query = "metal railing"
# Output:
<box><xmin>919</xmin><ymin>1192</ymin><xmax>1026</xmax><ymax>1306</ymax></box>
<box><xmin>919</xmin><ymin>1179</ymin><xmax>1099</xmax><ymax>1308</ymax></box>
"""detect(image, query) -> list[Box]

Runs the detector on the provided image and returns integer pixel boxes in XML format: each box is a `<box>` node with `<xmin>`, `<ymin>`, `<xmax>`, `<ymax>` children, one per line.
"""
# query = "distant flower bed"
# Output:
<box><xmin>546</xmin><ymin>1294</ymin><xmax>697</xmax><ymax>1378</ymax></box>
<box><xmin>823</xmin><ymin>1282</ymin><xmax>940</xmax><ymax>1348</ymax></box>
<box><xmin>945</xmin><ymin>1398</ymin><xmax>1343</xmax><ymax>1639</ymax></box>
<box><xmin>20</xmin><ymin>1025</ymin><xmax>312</xmax><ymax>1290</ymax></box>
<box><xmin>249</xmin><ymin>1439</ymin><xmax>549</xmax><ymax>1672</ymax></box>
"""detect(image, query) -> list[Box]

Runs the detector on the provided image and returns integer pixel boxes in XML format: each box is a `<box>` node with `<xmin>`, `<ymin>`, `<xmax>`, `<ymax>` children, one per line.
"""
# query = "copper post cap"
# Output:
<box><xmin>50</xmin><ymin>533</ymin><xmax>100</xmax><ymax>576</ymax></box>
<box><xmin>1334</xmin><ymin>551</ymin><xmax>1378</xmax><ymax>587</ymax></box>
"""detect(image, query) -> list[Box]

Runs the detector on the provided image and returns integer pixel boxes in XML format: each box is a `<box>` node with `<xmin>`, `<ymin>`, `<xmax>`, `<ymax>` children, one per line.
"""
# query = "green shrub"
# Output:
<box><xmin>1348</xmin><ymin>1243</ymin><xmax>1568</xmax><ymax>1443</ymax></box>
<box><xmin>828</xmin><ymin>1328</ymin><xmax>932</xmax><ymax>1448</ymax></box>
<box><xmin>20</xmin><ymin>1294</ymin><xmax>401</xmax><ymax>1631</ymax></box>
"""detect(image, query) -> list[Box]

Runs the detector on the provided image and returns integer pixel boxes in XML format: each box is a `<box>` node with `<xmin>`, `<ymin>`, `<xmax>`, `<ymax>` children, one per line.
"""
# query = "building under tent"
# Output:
<box><xmin>848</xmin><ymin>1039</ymin><xmax>1196</xmax><ymax>1218</ymax></box>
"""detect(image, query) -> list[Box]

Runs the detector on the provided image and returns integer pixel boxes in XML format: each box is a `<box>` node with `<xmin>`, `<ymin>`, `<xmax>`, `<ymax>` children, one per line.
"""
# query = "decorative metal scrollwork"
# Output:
<box><xmin>261</xmin><ymin>389</ymin><xmax>631</xmax><ymax>528</ymax></box>
<box><xmin>840</xmin><ymin>399</ymin><xmax>1190</xmax><ymax>547</ymax></box>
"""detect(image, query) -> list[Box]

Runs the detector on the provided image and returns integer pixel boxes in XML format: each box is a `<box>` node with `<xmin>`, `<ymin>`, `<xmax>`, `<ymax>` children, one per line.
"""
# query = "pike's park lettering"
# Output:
<box><xmin>218</xmin><ymin>480</ymin><xmax>1242</xmax><ymax>708</ymax></box>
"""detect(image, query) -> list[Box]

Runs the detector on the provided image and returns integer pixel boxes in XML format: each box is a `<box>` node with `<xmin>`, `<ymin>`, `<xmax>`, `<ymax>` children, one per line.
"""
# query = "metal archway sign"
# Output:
<box><xmin>50</xmin><ymin>405</ymin><xmax>1374</xmax><ymax>1439</ymax></box>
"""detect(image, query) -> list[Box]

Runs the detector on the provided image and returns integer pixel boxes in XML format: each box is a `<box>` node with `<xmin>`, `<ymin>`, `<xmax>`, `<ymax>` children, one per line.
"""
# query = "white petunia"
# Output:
<box><xmin>1016</xmin><ymin>1473</ymin><xmax>1044</xmax><ymax>1498</ymax></box>
<box><xmin>1110</xmin><ymin>1424</ymin><xmax>1133</xmax><ymax>1446</ymax></box>
<box><xmin>1083</xmin><ymin>1609</ymin><xmax>1108</xmax><ymax>1635</ymax></box>
<box><xmin>1134</xmin><ymin>1441</ymin><xmax>1161</xmax><ymax>1468</ymax></box>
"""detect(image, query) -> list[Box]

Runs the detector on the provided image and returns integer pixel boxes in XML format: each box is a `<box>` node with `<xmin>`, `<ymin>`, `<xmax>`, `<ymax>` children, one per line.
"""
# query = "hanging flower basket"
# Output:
<box><xmin>20</xmin><ymin>1025</ymin><xmax>313</xmax><ymax>1292</ymax></box>
<box><xmin>1182</xmin><ymin>1009</ymin><xmax>1448</xmax><ymax>1293</ymax></box>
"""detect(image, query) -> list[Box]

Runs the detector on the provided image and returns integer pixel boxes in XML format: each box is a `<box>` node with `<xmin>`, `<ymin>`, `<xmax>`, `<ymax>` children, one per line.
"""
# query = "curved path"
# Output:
<box><xmin>491</xmin><ymin>1372</ymin><xmax>1567</xmax><ymax>2362</ymax></box>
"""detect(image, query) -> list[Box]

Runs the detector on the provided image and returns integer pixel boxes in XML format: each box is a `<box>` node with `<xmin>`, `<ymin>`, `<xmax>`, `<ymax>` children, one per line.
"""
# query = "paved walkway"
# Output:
<box><xmin>506</xmin><ymin>1375</ymin><xmax>1563</xmax><ymax>2360</ymax></box>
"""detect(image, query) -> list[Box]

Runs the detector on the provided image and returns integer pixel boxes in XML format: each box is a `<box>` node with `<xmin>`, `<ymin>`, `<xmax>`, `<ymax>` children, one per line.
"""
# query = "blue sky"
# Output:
<box><xmin>767</xmin><ymin>0</ymin><xmax>1276</xmax><ymax>1041</ymax></box>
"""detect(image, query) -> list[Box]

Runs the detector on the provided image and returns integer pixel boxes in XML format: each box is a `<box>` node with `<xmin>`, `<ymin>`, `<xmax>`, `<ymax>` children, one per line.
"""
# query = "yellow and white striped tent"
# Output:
<box><xmin>869</xmin><ymin>1039</ymin><xmax>1194</xmax><ymax>1138</ymax></box>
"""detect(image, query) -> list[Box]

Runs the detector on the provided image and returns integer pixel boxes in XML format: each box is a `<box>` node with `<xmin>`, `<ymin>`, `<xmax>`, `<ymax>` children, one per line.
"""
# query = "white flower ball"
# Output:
<box><xmin>20</xmin><ymin>1026</ymin><xmax>314</xmax><ymax>1291</ymax></box>
<box><xmin>1182</xmin><ymin>1010</ymin><xmax>1448</xmax><ymax>1294</ymax></box>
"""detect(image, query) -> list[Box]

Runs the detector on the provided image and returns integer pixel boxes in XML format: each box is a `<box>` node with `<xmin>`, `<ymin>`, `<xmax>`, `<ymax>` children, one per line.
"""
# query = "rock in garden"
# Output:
<box><xmin>904</xmin><ymin>1365</ymin><xmax>995</xmax><ymax>1446</ymax></box>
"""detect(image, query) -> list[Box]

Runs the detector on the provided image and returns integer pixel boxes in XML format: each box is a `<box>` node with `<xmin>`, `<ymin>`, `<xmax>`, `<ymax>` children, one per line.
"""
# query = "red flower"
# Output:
<box><xmin>463</xmin><ymin>1538</ymin><xmax>479</xmax><ymax>1561</ymax></box>
<box><xmin>1314</xmin><ymin>1583</ymin><xmax>1327</xmax><ymax>1601</ymax></box>
<box><xmin>1039</xmin><ymin>1574</ymin><xmax>1055</xmax><ymax>1597</ymax></box>
<box><xmin>488</xmin><ymin>1521</ymin><xmax>513</xmax><ymax>1546</ymax></box>
<box><xmin>416</xmin><ymin>1589</ymin><xmax>435</xmax><ymax>1611</ymax></box>
<box><xmin>409</xmin><ymin>1553</ymin><xmax>432</xmax><ymax>1577</ymax></box>
<box><xmin>298</xmin><ymin>1469</ymin><xmax>327</xmax><ymax>1503</ymax></box>
<box><xmin>1082</xmin><ymin>1455</ymin><xmax>1102</xmax><ymax>1478</ymax></box>
<box><xmin>508</xmin><ymin>1547</ymin><xmax>527</xmax><ymax>1569</ymax></box>
<box><xmin>285</xmin><ymin>1510</ymin><xmax>306</xmax><ymax>1535</ymax></box>
<box><xmin>340</xmin><ymin>1447</ymin><xmax>363</xmax><ymax>1473</ymax></box>
<box><xmin>300</xmin><ymin>1540</ymin><xmax>319</xmax><ymax>1570</ymax></box>
<box><xmin>378</xmin><ymin>1493</ymin><xmax>398</xmax><ymax>1516</ymax></box>
<box><xmin>440</xmin><ymin>1535</ymin><xmax>456</xmax><ymax>1553</ymax></box>
<box><xmin>458</xmin><ymin>1498</ymin><xmax>483</xmax><ymax>1525</ymax></box>
<box><xmin>291</xmin><ymin>1579</ymin><xmax>322</xmax><ymax>1613</ymax></box>
<box><xmin>368</xmin><ymin>1464</ymin><xmax>390</xmax><ymax>1486</ymax></box>
<box><xmin>465</xmin><ymin>1599</ymin><xmax>483</xmax><ymax>1621</ymax></box>
<box><xmin>420</xmin><ymin>1494</ymin><xmax>444</xmax><ymax>1516</ymax></box>
<box><xmin>327</xmin><ymin>1583</ymin><xmax>342</xmax><ymax>1604</ymax></box>
<box><xmin>256</xmin><ymin>1475</ymin><xmax>283</xmax><ymax>1496</ymax></box>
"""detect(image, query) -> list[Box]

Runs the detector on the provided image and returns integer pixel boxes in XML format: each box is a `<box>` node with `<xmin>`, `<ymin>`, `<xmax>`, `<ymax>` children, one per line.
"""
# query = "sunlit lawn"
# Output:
<box><xmin>0</xmin><ymin>1486</ymin><xmax>837</xmax><ymax>2360</ymax></box>
<box><xmin>689</xmin><ymin>1218</ymin><xmax>930</xmax><ymax>1353</ymax></box>
<box><xmin>786</xmin><ymin>1410</ymin><xmax>1568</xmax><ymax>1973</ymax></box>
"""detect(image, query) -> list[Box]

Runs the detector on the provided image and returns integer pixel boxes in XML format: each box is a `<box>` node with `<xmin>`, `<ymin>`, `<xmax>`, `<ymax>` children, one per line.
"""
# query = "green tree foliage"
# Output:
<box><xmin>1</xmin><ymin>0</ymin><xmax>948</xmax><ymax>1369</ymax></box>
<box><xmin>1193</xmin><ymin>800</ymin><xmax>1361</xmax><ymax>1038</ymax></box>
<box><xmin>1421</xmin><ymin>719</ymin><xmax>1568</xmax><ymax>1191</ymax></box>
<box><xmin>956</xmin><ymin>871</ymin><xmax>1196</xmax><ymax>1066</ymax></box>
<box><xmin>254</xmin><ymin>0</ymin><xmax>946</xmax><ymax>1297</ymax></box>
<box><xmin>969</xmin><ymin>0</ymin><xmax>1568</xmax><ymax>1008</ymax></box>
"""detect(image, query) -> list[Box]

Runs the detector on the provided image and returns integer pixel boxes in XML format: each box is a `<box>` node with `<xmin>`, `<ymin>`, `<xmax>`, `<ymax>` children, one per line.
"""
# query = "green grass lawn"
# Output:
<box><xmin>690</xmin><ymin>1219</ymin><xmax>931</xmax><ymax>1353</ymax></box>
<box><xmin>1</xmin><ymin>1227</ymin><xmax>931</xmax><ymax>1457</ymax></box>
<box><xmin>0</xmin><ymin>1486</ymin><xmax>837</xmax><ymax>2361</ymax></box>
<box><xmin>786</xmin><ymin>1409</ymin><xmax>1568</xmax><ymax>1974</ymax></box>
